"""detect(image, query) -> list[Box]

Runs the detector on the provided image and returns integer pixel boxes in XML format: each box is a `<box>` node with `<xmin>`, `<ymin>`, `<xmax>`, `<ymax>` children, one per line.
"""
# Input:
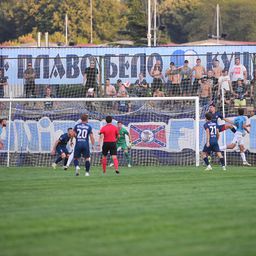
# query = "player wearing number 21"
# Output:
<box><xmin>73</xmin><ymin>114</ymin><xmax>95</xmax><ymax>176</ymax></box>
<box><xmin>202</xmin><ymin>112</ymin><xmax>226</xmax><ymax>171</ymax></box>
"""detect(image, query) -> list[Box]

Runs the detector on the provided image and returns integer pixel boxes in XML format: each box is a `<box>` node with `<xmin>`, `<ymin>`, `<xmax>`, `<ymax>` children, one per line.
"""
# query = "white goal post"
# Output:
<box><xmin>0</xmin><ymin>96</ymin><xmax>200</xmax><ymax>168</ymax></box>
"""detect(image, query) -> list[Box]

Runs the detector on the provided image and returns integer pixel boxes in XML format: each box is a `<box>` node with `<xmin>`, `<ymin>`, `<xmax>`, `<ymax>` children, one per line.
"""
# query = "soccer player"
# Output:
<box><xmin>220</xmin><ymin>108</ymin><xmax>251</xmax><ymax>166</ymax></box>
<box><xmin>208</xmin><ymin>103</ymin><xmax>236</xmax><ymax>133</ymax></box>
<box><xmin>99</xmin><ymin>116</ymin><xmax>119</xmax><ymax>174</ymax></box>
<box><xmin>51</xmin><ymin>128</ymin><xmax>74</xmax><ymax>169</ymax></box>
<box><xmin>63</xmin><ymin>137</ymin><xmax>75</xmax><ymax>171</ymax></box>
<box><xmin>109</xmin><ymin>121</ymin><xmax>132</xmax><ymax>168</ymax></box>
<box><xmin>0</xmin><ymin>119</ymin><xmax>7</xmax><ymax>150</ymax></box>
<box><xmin>202</xmin><ymin>112</ymin><xmax>226</xmax><ymax>171</ymax></box>
<box><xmin>73</xmin><ymin>114</ymin><xmax>95</xmax><ymax>176</ymax></box>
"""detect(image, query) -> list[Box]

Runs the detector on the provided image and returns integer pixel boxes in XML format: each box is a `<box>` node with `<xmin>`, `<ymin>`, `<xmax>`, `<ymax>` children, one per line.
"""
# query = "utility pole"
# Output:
<box><xmin>65</xmin><ymin>13</ymin><xmax>68</xmax><ymax>46</ymax></box>
<box><xmin>153</xmin><ymin>0</ymin><xmax>157</xmax><ymax>46</ymax></box>
<box><xmin>37</xmin><ymin>32</ymin><xmax>41</xmax><ymax>47</ymax></box>
<box><xmin>147</xmin><ymin>0</ymin><xmax>152</xmax><ymax>47</ymax></box>
<box><xmin>90</xmin><ymin>0</ymin><xmax>93</xmax><ymax>44</ymax></box>
<box><xmin>216</xmin><ymin>4</ymin><xmax>220</xmax><ymax>44</ymax></box>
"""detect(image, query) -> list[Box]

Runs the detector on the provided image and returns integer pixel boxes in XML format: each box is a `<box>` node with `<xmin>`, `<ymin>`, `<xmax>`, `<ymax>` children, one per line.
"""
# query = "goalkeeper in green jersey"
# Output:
<box><xmin>110</xmin><ymin>121</ymin><xmax>132</xmax><ymax>167</ymax></box>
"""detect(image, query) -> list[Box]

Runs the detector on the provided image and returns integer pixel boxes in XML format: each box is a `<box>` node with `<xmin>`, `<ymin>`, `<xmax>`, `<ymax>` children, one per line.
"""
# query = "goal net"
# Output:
<box><xmin>0</xmin><ymin>97</ymin><xmax>200</xmax><ymax>168</ymax></box>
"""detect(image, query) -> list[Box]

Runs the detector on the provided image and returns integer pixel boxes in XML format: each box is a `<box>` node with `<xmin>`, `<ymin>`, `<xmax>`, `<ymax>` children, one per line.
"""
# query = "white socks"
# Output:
<box><xmin>66</xmin><ymin>151</ymin><xmax>74</xmax><ymax>167</ymax></box>
<box><xmin>240</xmin><ymin>152</ymin><xmax>246</xmax><ymax>162</ymax></box>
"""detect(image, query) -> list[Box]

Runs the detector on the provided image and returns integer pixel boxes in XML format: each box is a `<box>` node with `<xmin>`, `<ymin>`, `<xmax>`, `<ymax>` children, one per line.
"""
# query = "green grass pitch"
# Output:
<box><xmin>0</xmin><ymin>166</ymin><xmax>256</xmax><ymax>256</ymax></box>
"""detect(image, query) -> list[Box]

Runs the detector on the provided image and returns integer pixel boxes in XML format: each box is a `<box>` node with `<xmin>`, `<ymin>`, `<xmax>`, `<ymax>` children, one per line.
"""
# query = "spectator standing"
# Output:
<box><xmin>83</xmin><ymin>60</ymin><xmax>99</xmax><ymax>97</ymax></box>
<box><xmin>192</xmin><ymin>58</ymin><xmax>206</xmax><ymax>95</ymax></box>
<box><xmin>0</xmin><ymin>69</ymin><xmax>7</xmax><ymax>98</ymax></box>
<box><xmin>179</xmin><ymin>60</ymin><xmax>192</xmax><ymax>96</ymax></box>
<box><xmin>250</xmin><ymin>70</ymin><xmax>256</xmax><ymax>107</ymax></box>
<box><xmin>212</xmin><ymin>59</ymin><xmax>222</xmax><ymax>80</ymax></box>
<box><xmin>150</xmin><ymin>60</ymin><xmax>165</xmax><ymax>92</ymax></box>
<box><xmin>198</xmin><ymin>77</ymin><xmax>212</xmax><ymax>107</ymax></box>
<box><xmin>44</xmin><ymin>86</ymin><xmax>55</xmax><ymax>110</ymax></box>
<box><xmin>116</xmin><ymin>79</ymin><xmax>123</xmax><ymax>93</ymax></box>
<box><xmin>165</xmin><ymin>62</ymin><xmax>181</xmax><ymax>96</ymax></box>
<box><xmin>230</xmin><ymin>57</ymin><xmax>247</xmax><ymax>87</ymax></box>
<box><xmin>206</xmin><ymin>70</ymin><xmax>218</xmax><ymax>101</ymax></box>
<box><xmin>134</xmin><ymin>73</ymin><xmax>148</xmax><ymax>97</ymax></box>
<box><xmin>233</xmin><ymin>78</ymin><xmax>248</xmax><ymax>108</ymax></box>
<box><xmin>218</xmin><ymin>69</ymin><xmax>233</xmax><ymax>107</ymax></box>
<box><xmin>24</xmin><ymin>62</ymin><xmax>36</xmax><ymax>97</ymax></box>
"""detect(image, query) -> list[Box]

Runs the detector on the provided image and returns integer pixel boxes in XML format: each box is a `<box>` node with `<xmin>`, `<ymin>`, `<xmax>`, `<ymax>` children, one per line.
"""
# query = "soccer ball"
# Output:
<box><xmin>141</xmin><ymin>130</ymin><xmax>154</xmax><ymax>143</ymax></box>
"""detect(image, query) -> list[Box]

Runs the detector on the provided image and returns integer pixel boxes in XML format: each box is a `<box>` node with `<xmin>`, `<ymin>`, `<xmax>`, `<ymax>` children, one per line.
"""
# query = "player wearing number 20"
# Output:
<box><xmin>202</xmin><ymin>112</ymin><xmax>226</xmax><ymax>171</ymax></box>
<box><xmin>73</xmin><ymin>114</ymin><xmax>95</xmax><ymax>176</ymax></box>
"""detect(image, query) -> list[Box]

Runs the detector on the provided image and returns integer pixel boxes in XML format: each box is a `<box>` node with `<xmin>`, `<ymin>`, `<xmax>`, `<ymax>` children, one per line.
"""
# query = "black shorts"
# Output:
<box><xmin>192</xmin><ymin>79</ymin><xmax>200</xmax><ymax>94</ymax></box>
<box><xmin>102</xmin><ymin>142</ymin><xmax>117</xmax><ymax>156</ymax></box>
<box><xmin>181</xmin><ymin>79</ymin><xmax>191</xmax><ymax>93</ymax></box>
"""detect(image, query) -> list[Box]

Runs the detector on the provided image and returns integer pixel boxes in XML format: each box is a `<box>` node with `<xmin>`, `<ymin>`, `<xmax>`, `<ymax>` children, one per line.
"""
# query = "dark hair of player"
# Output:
<box><xmin>106</xmin><ymin>116</ymin><xmax>112</xmax><ymax>123</ymax></box>
<box><xmin>81</xmin><ymin>114</ymin><xmax>88</xmax><ymax>122</ymax></box>
<box><xmin>117</xmin><ymin>121</ymin><xmax>122</xmax><ymax>124</ymax></box>
<box><xmin>67</xmin><ymin>128</ymin><xmax>73</xmax><ymax>132</ymax></box>
<box><xmin>205</xmin><ymin>112</ymin><xmax>213</xmax><ymax>121</ymax></box>
<box><xmin>238</xmin><ymin>108</ymin><xmax>244</xmax><ymax>116</ymax></box>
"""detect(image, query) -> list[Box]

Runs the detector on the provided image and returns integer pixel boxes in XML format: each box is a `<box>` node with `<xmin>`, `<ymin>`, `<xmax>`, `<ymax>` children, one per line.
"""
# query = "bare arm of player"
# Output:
<box><xmin>51</xmin><ymin>139</ymin><xmax>60</xmax><ymax>155</ymax></box>
<box><xmin>206</xmin><ymin>128</ymin><xmax>210</xmax><ymax>147</ymax></box>
<box><xmin>99</xmin><ymin>133</ymin><xmax>104</xmax><ymax>148</ymax></box>
<box><xmin>243</xmin><ymin>124</ymin><xmax>250</xmax><ymax>134</ymax></box>
<box><xmin>223</xmin><ymin>118</ymin><xmax>234</xmax><ymax>125</ymax></box>
<box><xmin>90</xmin><ymin>133</ymin><xmax>95</xmax><ymax>146</ymax></box>
<box><xmin>217</xmin><ymin>129</ymin><xmax>220</xmax><ymax>140</ymax></box>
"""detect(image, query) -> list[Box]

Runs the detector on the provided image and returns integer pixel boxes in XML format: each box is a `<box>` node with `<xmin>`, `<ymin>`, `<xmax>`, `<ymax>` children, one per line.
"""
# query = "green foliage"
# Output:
<box><xmin>124</xmin><ymin>0</ymin><xmax>148</xmax><ymax>44</ymax></box>
<box><xmin>0</xmin><ymin>0</ymin><xmax>256</xmax><ymax>44</ymax></box>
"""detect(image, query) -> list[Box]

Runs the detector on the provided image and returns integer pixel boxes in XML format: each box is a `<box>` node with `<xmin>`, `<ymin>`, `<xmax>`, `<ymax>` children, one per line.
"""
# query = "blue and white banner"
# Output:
<box><xmin>0</xmin><ymin>116</ymin><xmax>255</xmax><ymax>153</ymax></box>
<box><xmin>1</xmin><ymin>45</ymin><xmax>256</xmax><ymax>87</ymax></box>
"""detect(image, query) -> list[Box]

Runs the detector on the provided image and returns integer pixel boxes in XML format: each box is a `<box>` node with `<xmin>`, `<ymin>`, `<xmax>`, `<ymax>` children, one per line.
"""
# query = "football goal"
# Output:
<box><xmin>0</xmin><ymin>97</ymin><xmax>200</xmax><ymax>168</ymax></box>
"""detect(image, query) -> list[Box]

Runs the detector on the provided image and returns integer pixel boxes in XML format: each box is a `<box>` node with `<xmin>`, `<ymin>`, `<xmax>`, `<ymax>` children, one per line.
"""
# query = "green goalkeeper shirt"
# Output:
<box><xmin>118</xmin><ymin>127</ymin><xmax>129</xmax><ymax>144</ymax></box>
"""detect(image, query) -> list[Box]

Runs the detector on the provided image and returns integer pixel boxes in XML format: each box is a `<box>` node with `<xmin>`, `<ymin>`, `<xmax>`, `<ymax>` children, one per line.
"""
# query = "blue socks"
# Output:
<box><xmin>85</xmin><ymin>160</ymin><xmax>90</xmax><ymax>172</ymax></box>
<box><xmin>220</xmin><ymin>158</ymin><xmax>225</xmax><ymax>167</ymax></box>
<box><xmin>55</xmin><ymin>156</ymin><xmax>62</xmax><ymax>164</ymax></box>
<box><xmin>74</xmin><ymin>159</ymin><xmax>79</xmax><ymax>167</ymax></box>
<box><xmin>203</xmin><ymin>157</ymin><xmax>210</xmax><ymax>166</ymax></box>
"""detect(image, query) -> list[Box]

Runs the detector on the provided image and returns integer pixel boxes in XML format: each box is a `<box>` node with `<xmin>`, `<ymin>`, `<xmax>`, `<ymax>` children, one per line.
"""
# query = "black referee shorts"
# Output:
<box><xmin>102</xmin><ymin>142</ymin><xmax>117</xmax><ymax>156</ymax></box>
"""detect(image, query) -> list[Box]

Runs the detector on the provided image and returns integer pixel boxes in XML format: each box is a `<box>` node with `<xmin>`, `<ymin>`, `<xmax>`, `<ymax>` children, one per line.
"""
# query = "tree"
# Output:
<box><xmin>221</xmin><ymin>0</ymin><xmax>256</xmax><ymax>41</ymax></box>
<box><xmin>0</xmin><ymin>0</ymin><xmax>17</xmax><ymax>43</ymax></box>
<box><xmin>124</xmin><ymin>0</ymin><xmax>148</xmax><ymax>44</ymax></box>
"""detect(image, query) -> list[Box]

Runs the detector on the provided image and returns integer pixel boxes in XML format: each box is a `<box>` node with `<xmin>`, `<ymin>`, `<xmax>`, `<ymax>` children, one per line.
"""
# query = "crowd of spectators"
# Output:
<box><xmin>99</xmin><ymin>57</ymin><xmax>254</xmax><ymax>112</ymax></box>
<box><xmin>0</xmin><ymin>57</ymin><xmax>255</xmax><ymax>113</ymax></box>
